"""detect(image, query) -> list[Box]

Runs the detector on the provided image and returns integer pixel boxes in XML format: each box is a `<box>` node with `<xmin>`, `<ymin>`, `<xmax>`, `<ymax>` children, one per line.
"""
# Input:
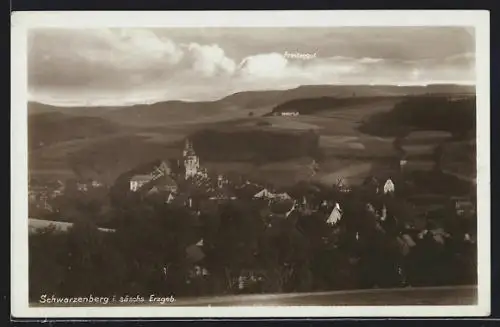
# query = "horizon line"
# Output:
<box><xmin>28</xmin><ymin>82</ymin><xmax>476</xmax><ymax>108</ymax></box>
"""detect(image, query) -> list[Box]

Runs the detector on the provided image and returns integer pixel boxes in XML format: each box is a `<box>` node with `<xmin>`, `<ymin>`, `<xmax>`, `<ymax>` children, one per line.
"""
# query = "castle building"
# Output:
<box><xmin>183</xmin><ymin>139</ymin><xmax>200</xmax><ymax>180</ymax></box>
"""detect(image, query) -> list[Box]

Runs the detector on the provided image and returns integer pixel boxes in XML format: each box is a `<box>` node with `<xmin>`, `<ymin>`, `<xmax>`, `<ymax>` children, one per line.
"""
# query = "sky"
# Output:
<box><xmin>28</xmin><ymin>27</ymin><xmax>476</xmax><ymax>106</ymax></box>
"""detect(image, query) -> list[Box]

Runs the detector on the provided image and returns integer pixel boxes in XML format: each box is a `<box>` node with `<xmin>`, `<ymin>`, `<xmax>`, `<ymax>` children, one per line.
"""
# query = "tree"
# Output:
<box><xmin>204</xmin><ymin>201</ymin><xmax>264</xmax><ymax>293</ymax></box>
<box><xmin>29</xmin><ymin>231</ymin><xmax>68</xmax><ymax>301</ymax></box>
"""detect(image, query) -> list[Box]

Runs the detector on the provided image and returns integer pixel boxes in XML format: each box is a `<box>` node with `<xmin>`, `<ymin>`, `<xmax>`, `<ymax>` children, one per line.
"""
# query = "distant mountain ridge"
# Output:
<box><xmin>28</xmin><ymin>84</ymin><xmax>475</xmax><ymax>127</ymax></box>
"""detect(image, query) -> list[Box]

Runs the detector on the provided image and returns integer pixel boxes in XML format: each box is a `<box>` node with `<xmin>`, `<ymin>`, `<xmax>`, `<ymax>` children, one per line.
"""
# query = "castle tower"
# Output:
<box><xmin>183</xmin><ymin>139</ymin><xmax>200</xmax><ymax>179</ymax></box>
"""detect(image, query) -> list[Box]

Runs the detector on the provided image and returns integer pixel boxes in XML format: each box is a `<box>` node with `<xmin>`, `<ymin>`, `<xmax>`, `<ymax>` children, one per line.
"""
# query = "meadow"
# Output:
<box><xmin>28</xmin><ymin>94</ymin><xmax>475</xmax><ymax>189</ymax></box>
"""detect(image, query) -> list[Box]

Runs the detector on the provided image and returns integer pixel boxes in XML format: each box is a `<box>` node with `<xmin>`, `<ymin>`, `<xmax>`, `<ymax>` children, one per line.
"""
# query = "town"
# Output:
<box><xmin>29</xmin><ymin>138</ymin><xmax>407</xmax><ymax>228</ymax></box>
<box><xmin>28</xmin><ymin>135</ymin><xmax>477</xmax><ymax>298</ymax></box>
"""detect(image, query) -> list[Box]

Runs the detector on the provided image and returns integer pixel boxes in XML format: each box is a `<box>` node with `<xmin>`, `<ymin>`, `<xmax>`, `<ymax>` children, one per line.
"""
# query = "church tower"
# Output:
<box><xmin>183</xmin><ymin>139</ymin><xmax>200</xmax><ymax>179</ymax></box>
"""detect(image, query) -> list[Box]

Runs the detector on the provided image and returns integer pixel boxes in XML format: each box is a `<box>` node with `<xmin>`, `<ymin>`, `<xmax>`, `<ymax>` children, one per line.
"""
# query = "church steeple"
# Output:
<box><xmin>183</xmin><ymin>139</ymin><xmax>195</xmax><ymax>157</ymax></box>
<box><xmin>183</xmin><ymin>138</ymin><xmax>199</xmax><ymax>179</ymax></box>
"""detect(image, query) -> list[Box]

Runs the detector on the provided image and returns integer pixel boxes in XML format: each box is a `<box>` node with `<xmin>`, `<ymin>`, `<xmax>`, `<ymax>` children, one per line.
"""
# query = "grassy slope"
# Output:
<box><xmin>28</xmin><ymin>84</ymin><xmax>475</xmax><ymax>186</ymax></box>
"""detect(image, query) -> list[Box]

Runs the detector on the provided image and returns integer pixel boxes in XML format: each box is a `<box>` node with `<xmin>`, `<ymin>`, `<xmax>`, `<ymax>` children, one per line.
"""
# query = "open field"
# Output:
<box><xmin>28</xmin><ymin>93</ymin><xmax>474</xmax><ymax>189</ymax></box>
<box><xmin>30</xmin><ymin>133</ymin><xmax>183</xmax><ymax>184</ymax></box>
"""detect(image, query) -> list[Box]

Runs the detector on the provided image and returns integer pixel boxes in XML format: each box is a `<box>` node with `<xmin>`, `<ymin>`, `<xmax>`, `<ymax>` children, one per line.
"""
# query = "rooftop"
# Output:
<box><xmin>130</xmin><ymin>174</ymin><xmax>154</xmax><ymax>182</ymax></box>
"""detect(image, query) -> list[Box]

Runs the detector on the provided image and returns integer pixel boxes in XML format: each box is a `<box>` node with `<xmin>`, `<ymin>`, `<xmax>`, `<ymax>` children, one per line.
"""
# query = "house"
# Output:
<box><xmin>185</xmin><ymin>238</ymin><xmax>208</xmax><ymax>282</ymax></box>
<box><xmin>76</xmin><ymin>182</ymin><xmax>89</xmax><ymax>192</ymax></box>
<box><xmin>130</xmin><ymin>174</ymin><xmax>155</xmax><ymax>192</ymax></box>
<box><xmin>150</xmin><ymin>175</ymin><xmax>178</xmax><ymax>193</ymax></box>
<box><xmin>383</xmin><ymin>178</ymin><xmax>395</xmax><ymax>194</ymax></box>
<box><xmin>130</xmin><ymin>167</ymin><xmax>178</xmax><ymax>194</ymax></box>
<box><xmin>274</xmin><ymin>192</ymin><xmax>292</xmax><ymax>200</ymax></box>
<box><xmin>450</xmin><ymin>196</ymin><xmax>475</xmax><ymax>217</ymax></box>
<box><xmin>51</xmin><ymin>189</ymin><xmax>63</xmax><ymax>197</ymax></box>
<box><xmin>208</xmin><ymin>187</ymin><xmax>237</xmax><ymax>201</ymax></box>
<box><xmin>153</xmin><ymin>160</ymin><xmax>172</xmax><ymax>177</ymax></box>
<box><xmin>188</xmin><ymin>265</ymin><xmax>209</xmax><ymax>279</ymax></box>
<box><xmin>53</xmin><ymin>180</ymin><xmax>65</xmax><ymax>195</ymax></box>
<box><xmin>326</xmin><ymin>203</ymin><xmax>342</xmax><ymax>226</ymax></box>
<box><xmin>253</xmin><ymin>188</ymin><xmax>275</xmax><ymax>199</ymax></box>
<box><xmin>464</xmin><ymin>233</ymin><xmax>476</xmax><ymax>244</ymax></box>
<box><xmin>280</xmin><ymin>111</ymin><xmax>300</xmax><ymax>117</ymax></box>
<box><xmin>147</xmin><ymin>180</ymin><xmax>179</xmax><ymax>202</ymax></box>
<box><xmin>166</xmin><ymin>192</ymin><xmax>176</xmax><ymax>204</ymax></box>
<box><xmin>336</xmin><ymin>178</ymin><xmax>350</xmax><ymax>193</ymax></box>
<box><xmin>400</xmin><ymin>158</ymin><xmax>408</xmax><ymax>170</ymax></box>
<box><xmin>197</xmin><ymin>167</ymin><xmax>209</xmax><ymax>179</ymax></box>
<box><xmin>91</xmin><ymin>180</ymin><xmax>104</xmax><ymax>188</ymax></box>
<box><xmin>216</xmin><ymin>174</ymin><xmax>229</xmax><ymax>188</ymax></box>
<box><xmin>28</xmin><ymin>190</ymin><xmax>38</xmax><ymax>202</ymax></box>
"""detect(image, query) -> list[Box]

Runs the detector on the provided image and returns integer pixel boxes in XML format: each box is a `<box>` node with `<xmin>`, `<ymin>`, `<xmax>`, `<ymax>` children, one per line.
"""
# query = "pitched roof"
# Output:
<box><xmin>275</xmin><ymin>192</ymin><xmax>292</xmax><ymax>200</ymax></box>
<box><xmin>383</xmin><ymin>179</ymin><xmax>395</xmax><ymax>193</ymax></box>
<box><xmin>253</xmin><ymin>188</ymin><xmax>275</xmax><ymax>198</ymax></box>
<box><xmin>130</xmin><ymin>174</ymin><xmax>154</xmax><ymax>182</ymax></box>
<box><xmin>137</xmin><ymin>174</ymin><xmax>178</xmax><ymax>195</ymax></box>
<box><xmin>326</xmin><ymin>206</ymin><xmax>342</xmax><ymax>225</ymax></box>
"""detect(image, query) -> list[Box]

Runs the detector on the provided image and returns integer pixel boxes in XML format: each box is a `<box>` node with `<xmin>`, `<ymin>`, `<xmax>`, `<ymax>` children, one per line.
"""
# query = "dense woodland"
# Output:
<box><xmin>359</xmin><ymin>96</ymin><xmax>476</xmax><ymax>138</ymax></box>
<box><xmin>270</xmin><ymin>96</ymin><xmax>386</xmax><ymax>115</ymax></box>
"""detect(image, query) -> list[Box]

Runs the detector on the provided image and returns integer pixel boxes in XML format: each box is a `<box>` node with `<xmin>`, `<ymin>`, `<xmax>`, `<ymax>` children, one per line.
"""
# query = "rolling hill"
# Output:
<box><xmin>28</xmin><ymin>84</ymin><xmax>475</xmax><ymax>127</ymax></box>
<box><xmin>28</xmin><ymin>111</ymin><xmax>121</xmax><ymax>150</ymax></box>
<box><xmin>27</xmin><ymin>84</ymin><xmax>476</xmax><ymax>184</ymax></box>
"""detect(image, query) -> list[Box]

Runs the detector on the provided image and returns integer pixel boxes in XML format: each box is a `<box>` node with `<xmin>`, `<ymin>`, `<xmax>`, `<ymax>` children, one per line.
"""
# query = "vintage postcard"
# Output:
<box><xmin>11</xmin><ymin>10</ymin><xmax>490</xmax><ymax>318</ymax></box>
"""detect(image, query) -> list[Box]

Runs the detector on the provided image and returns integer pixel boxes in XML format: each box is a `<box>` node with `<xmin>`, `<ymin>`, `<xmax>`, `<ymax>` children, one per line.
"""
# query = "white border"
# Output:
<box><xmin>11</xmin><ymin>10</ymin><xmax>490</xmax><ymax>318</ymax></box>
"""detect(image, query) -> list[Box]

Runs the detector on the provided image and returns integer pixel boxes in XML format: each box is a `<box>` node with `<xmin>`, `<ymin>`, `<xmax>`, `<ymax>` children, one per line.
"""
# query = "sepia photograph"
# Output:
<box><xmin>11</xmin><ymin>11</ymin><xmax>490</xmax><ymax>318</ymax></box>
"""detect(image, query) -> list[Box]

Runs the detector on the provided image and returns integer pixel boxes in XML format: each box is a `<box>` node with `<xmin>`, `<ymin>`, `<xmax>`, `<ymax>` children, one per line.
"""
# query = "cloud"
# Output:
<box><xmin>28</xmin><ymin>28</ymin><xmax>186</xmax><ymax>92</ymax></box>
<box><xmin>359</xmin><ymin>57</ymin><xmax>385</xmax><ymax>64</ymax></box>
<box><xmin>238</xmin><ymin>53</ymin><xmax>289</xmax><ymax>79</ymax></box>
<box><xmin>184</xmin><ymin>43</ymin><xmax>236</xmax><ymax>77</ymax></box>
<box><xmin>28</xmin><ymin>28</ymin><xmax>476</xmax><ymax>106</ymax></box>
<box><xmin>112</xmin><ymin>29</ymin><xmax>184</xmax><ymax>66</ymax></box>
